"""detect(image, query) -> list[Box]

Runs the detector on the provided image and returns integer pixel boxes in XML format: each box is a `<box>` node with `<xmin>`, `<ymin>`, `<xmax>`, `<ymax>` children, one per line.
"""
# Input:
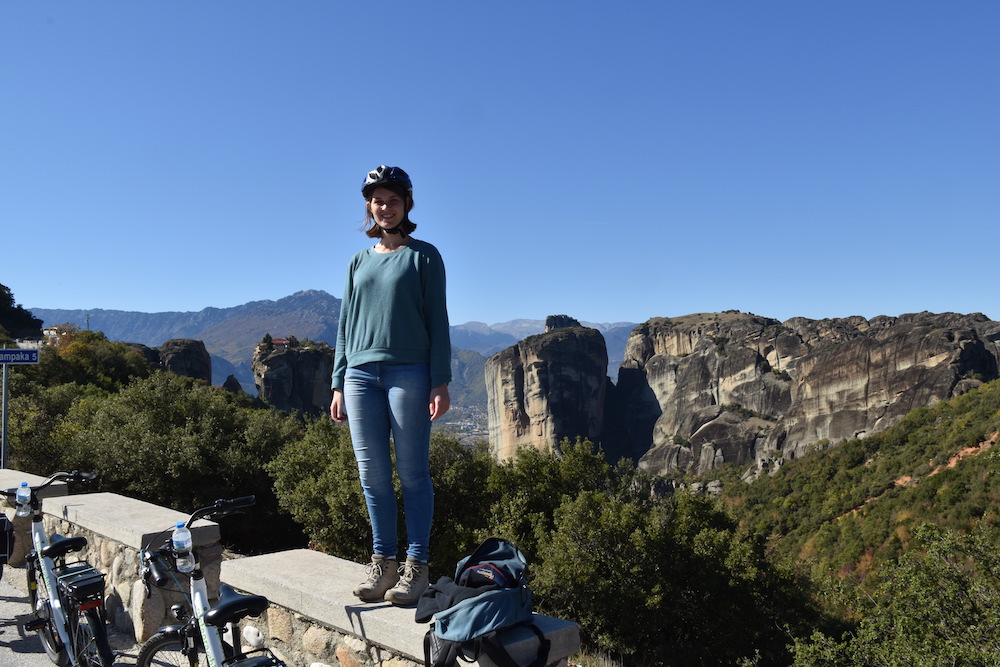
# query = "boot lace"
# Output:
<box><xmin>396</xmin><ymin>561</ymin><xmax>423</xmax><ymax>590</ymax></box>
<box><xmin>364</xmin><ymin>559</ymin><xmax>387</xmax><ymax>584</ymax></box>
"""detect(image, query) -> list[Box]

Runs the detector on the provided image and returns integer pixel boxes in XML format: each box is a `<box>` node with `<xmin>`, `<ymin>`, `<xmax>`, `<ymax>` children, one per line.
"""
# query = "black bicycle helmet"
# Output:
<box><xmin>362</xmin><ymin>165</ymin><xmax>412</xmax><ymax>199</ymax></box>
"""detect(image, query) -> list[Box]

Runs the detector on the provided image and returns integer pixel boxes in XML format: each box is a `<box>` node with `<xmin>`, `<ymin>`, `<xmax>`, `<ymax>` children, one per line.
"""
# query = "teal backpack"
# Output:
<box><xmin>416</xmin><ymin>537</ymin><xmax>550</xmax><ymax>667</ymax></box>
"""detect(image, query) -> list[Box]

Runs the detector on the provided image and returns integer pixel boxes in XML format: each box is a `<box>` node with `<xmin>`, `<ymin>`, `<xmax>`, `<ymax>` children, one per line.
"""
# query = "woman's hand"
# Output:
<box><xmin>429</xmin><ymin>384</ymin><xmax>450</xmax><ymax>421</ymax></box>
<box><xmin>330</xmin><ymin>389</ymin><xmax>347</xmax><ymax>423</ymax></box>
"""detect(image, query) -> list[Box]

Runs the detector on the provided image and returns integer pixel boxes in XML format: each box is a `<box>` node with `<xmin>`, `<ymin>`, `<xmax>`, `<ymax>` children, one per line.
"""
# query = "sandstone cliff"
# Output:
<box><xmin>127</xmin><ymin>339</ymin><xmax>212</xmax><ymax>384</ymax></box>
<box><xmin>619</xmin><ymin>311</ymin><xmax>1000</xmax><ymax>476</ymax></box>
<box><xmin>485</xmin><ymin>325</ymin><xmax>609</xmax><ymax>459</ymax></box>
<box><xmin>486</xmin><ymin>311</ymin><xmax>1000</xmax><ymax>476</ymax></box>
<box><xmin>252</xmin><ymin>342</ymin><xmax>335</xmax><ymax>416</ymax></box>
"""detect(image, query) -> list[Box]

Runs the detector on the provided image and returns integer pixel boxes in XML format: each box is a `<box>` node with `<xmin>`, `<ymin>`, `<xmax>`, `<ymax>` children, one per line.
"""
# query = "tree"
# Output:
<box><xmin>534</xmin><ymin>490</ymin><xmax>820</xmax><ymax>666</ymax></box>
<box><xmin>51</xmin><ymin>371</ymin><xmax>304</xmax><ymax>551</ymax></box>
<box><xmin>268</xmin><ymin>425</ymin><xmax>494</xmax><ymax>573</ymax></box>
<box><xmin>426</xmin><ymin>436</ymin><xmax>494</xmax><ymax>569</ymax></box>
<box><xmin>484</xmin><ymin>438</ymin><xmax>619</xmax><ymax>560</ymax></box>
<box><xmin>267</xmin><ymin>417</ymin><xmax>371</xmax><ymax>562</ymax></box>
<box><xmin>793</xmin><ymin>523</ymin><xmax>1000</xmax><ymax>666</ymax></box>
<box><xmin>8</xmin><ymin>382</ymin><xmax>107</xmax><ymax>473</ymax></box>
<box><xmin>12</xmin><ymin>328</ymin><xmax>151</xmax><ymax>393</ymax></box>
<box><xmin>0</xmin><ymin>283</ymin><xmax>43</xmax><ymax>339</ymax></box>
<box><xmin>531</xmin><ymin>490</ymin><xmax>654</xmax><ymax>661</ymax></box>
<box><xmin>7</xmin><ymin>328</ymin><xmax>151</xmax><ymax>473</ymax></box>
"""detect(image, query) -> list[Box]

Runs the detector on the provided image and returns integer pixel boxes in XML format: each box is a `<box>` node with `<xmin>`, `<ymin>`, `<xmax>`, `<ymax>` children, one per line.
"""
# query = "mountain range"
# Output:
<box><xmin>30</xmin><ymin>289</ymin><xmax>637</xmax><ymax>398</ymax></box>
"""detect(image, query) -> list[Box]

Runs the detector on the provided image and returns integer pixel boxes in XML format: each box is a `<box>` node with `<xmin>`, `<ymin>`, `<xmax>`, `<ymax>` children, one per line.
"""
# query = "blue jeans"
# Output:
<box><xmin>344</xmin><ymin>362</ymin><xmax>433</xmax><ymax>562</ymax></box>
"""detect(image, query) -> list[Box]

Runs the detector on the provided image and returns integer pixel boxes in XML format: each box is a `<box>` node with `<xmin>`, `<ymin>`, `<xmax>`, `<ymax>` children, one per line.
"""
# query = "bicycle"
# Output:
<box><xmin>136</xmin><ymin>495</ymin><xmax>285</xmax><ymax>667</ymax></box>
<box><xmin>1</xmin><ymin>470</ymin><xmax>115</xmax><ymax>667</ymax></box>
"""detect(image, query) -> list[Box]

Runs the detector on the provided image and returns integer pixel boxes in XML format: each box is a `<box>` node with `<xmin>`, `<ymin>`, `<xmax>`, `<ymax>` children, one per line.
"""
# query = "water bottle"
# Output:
<box><xmin>14</xmin><ymin>482</ymin><xmax>31</xmax><ymax>517</ymax></box>
<box><xmin>172</xmin><ymin>521</ymin><xmax>195</xmax><ymax>573</ymax></box>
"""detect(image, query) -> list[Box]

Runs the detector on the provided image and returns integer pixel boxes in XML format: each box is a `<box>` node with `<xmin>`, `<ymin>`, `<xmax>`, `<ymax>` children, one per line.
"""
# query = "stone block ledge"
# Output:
<box><xmin>0</xmin><ymin>469</ymin><xmax>70</xmax><ymax>501</ymax></box>
<box><xmin>0</xmin><ymin>471</ymin><xmax>221</xmax><ymax>550</ymax></box>
<box><xmin>0</xmin><ymin>468</ymin><xmax>580</xmax><ymax>666</ymax></box>
<box><xmin>223</xmin><ymin>549</ymin><xmax>581</xmax><ymax>666</ymax></box>
<box><xmin>41</xmin><ymin>491</ymin><xmax>221</xmax><ymax>548</ymax></box>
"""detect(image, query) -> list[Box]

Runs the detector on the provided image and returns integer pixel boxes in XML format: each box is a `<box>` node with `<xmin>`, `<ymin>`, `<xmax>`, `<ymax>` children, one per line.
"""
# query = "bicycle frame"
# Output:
<box><xmin>29</xmin><ymin>507</ymin><xmax>77</xmax><ymax>661</ymax></box>
<box><xmin>146</xmin><ymin>531</ymin><xmax>232</xmax><ymax>666</ymax></box>
<box><xmin>191</xmin><ymin>563</ymin><xmax>229</xmax><ymax>665</ymax></box>
<box><xmin>140</xmin><ymin>495</ymin><xmax>281</xmax><ymax>667</ymax></box>
<box><xmin>6</xmin><ymin>470</ymin><xmax>110</xmax><ymax>667</ymax></box>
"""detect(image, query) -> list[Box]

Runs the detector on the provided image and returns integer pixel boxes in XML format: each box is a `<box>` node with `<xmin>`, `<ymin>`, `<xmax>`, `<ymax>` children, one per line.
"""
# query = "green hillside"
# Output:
<box><xmin>719</xmin><ymin>379</ymin><xmax>1000</xmax><ymax>582</ymax></box>
<box><xmin>707</xmin><ymin>380</ymin><xmax>1000</xmax><ymax>664</ymax></box>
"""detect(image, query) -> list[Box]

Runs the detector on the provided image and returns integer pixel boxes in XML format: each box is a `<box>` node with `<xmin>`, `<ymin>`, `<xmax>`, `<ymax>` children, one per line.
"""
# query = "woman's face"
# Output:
<box><xmin>367</xmin><ymin>187</ymin><xmax>407</xmax><ymax>232</ymax></box>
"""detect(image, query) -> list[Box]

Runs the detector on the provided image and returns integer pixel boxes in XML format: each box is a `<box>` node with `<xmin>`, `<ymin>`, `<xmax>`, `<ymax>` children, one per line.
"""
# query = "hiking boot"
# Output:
<box><xmin>384</xmin><ymin>557</ymin><xmax>429</xmax><ymax>606</ymax></box>
<box><xmin>353</xmin><ymin>554</ymin><xmax>399</xmax><ymax>602</ymax></box>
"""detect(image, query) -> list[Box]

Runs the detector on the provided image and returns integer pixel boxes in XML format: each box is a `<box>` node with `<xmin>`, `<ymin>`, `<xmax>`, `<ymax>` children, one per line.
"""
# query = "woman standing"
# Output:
<box><xmin>330</xmin><ymin>165</ymin><xmax>451</xmax><ymax>606</ymax></box>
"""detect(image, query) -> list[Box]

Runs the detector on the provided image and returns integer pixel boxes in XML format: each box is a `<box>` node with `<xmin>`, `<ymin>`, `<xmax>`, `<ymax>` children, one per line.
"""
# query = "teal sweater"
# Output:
<box><xmin>332</xmin><ymin>239</ymin><xmax>452</xmax><ymax>390</ymax></box>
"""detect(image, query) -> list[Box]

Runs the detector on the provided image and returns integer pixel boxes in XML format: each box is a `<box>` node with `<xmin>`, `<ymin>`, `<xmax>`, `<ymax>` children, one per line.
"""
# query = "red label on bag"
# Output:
<box><xmin>460</xmin><ymin>563</ymin><xmax>514</xmax><ymax>588</ymax></box>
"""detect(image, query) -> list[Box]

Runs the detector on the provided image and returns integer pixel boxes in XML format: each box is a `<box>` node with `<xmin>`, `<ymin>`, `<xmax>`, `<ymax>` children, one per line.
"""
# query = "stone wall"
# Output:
<box><xmin>0</xmin><ymin>470</ymin><xmax>579</xmax><ymax>667</ymax></box>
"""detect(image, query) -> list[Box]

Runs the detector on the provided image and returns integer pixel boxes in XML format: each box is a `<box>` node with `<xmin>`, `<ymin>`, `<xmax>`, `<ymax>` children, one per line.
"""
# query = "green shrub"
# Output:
<box><xmin>793</xmin><ymin>524</ymin><xmax>1000</xmax><ymax>666</ymax></box>
<box><xmin>267</xmin><ymin>417</ymin><xmax>371</xmax><ymax>561</ymax></box>
<box><xmin>267</xmin><ymin>425</ymin><xmax>495</xmax><ymax>573</ymax></box>
<box><xmin>51</xmin><ymin>371</ymin><xmax>303</xmax><ymax>551</ymax></box>
<box><xmin>534</xmin><ymin>490</ymin><xmax>819</xmax><ymax>666</ymax></box>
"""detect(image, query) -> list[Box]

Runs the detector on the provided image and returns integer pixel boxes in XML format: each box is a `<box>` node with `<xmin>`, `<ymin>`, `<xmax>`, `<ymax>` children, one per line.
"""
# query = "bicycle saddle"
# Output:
<box><xmin>40</xmin><ymin>534</ymin><xmax>88</xmax><ymax>560</ymax></box>
<box><xmin>203</xmin><ymin>584</ymin><xmax>269</xmax><ymax>627</ymax></box>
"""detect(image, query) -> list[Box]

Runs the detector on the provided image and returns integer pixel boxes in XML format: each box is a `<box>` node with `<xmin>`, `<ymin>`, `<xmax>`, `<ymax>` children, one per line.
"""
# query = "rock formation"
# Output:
<box><xmin>32</xmin><ymin>289</ymin><xmax>342</xmax><ymax>396</ymax></box>
<box><xmin>486</xmin><ymin>310</ymin><xmax>1000</xmax><ymax>476</ymax></box>
<box><xmin>545</xmin><ymin>314</ymin><xmax>582</xmax><ymax>332</ymax></box>
<box><xmin>158</xmin><ymin>339</ymin><xmax>213</xmax><ymax>384</ymax></box>
<box><xmin>618</xmin><ymin>311</ymin><xmax>1000</xmax><ymax>476</ymax></box>
<box><xmin>486</xmin><ymin>324</ymin><xmax>609</xmax><ymax>459</ymax></box>
<box><xmin>127</xmin><ymin>339</ymin><xmax>212</xmax><ymax>384</ymax></box>
<box><xmin>252</xmin><ymin>341</ymin><xmax>335</xmax><ymax>417</ymax></box>
<box><xmin>222</xmin><ymin>374</ymin><xmax>244</xmax><ymax>394</ymax></box>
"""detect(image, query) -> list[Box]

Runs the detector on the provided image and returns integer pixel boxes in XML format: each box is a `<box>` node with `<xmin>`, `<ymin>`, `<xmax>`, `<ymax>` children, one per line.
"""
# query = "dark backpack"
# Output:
<box><xmin>416</xmin><ymin>537</ymin><xmax>550</xmax><ymax>667</ymax></box>
<box><xmin>0</xmin><ymin>513</ymin><xmax>15</xmax><ymax>579</ymax></box>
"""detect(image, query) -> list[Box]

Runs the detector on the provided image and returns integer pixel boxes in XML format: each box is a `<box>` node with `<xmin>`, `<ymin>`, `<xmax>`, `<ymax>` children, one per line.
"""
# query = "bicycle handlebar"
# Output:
<box><xmin>215</xmin><ymin>495</ymin><xmax>255</xmax><ymax>513</ymax></box>
<box><xmin>141</xmin><ymin>495</ymin><xmax>256</xmax><ymax>587</ymax></box>
<box><xmin>0</xmin><ymin>470</ymin><xmax>99</xmax><ymax>498</ymax></box>
<box><xmin>142</xmin><ymin>550</ymin><xmax>171</xmax><ymax>587</ymax></box>
<box><xmin>186</xmin><ymin>495</ymin><xmax>256</xmax><ymax>527</ymax></box>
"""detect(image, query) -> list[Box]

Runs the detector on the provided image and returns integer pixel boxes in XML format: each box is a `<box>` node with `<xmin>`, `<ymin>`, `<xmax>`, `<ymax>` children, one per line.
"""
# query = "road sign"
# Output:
<box><xmin>0</xmin><ymin>349</ymin><xmax>39</xmax><ymax>364</ymax></box>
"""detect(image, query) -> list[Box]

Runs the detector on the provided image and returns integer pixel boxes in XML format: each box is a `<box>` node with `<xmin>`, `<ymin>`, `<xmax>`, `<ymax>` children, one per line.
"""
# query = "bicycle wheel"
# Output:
<box><xmin>26</xmin><ymin>559</ymin><xmax>67</xmax><ymax>665</ymax></box>
<box><xmin>136</xmin><ymin>630</ymin><xmax>209</xmax><ymax>667</ymax></box>
<box><xmin>71</xmin><ymin>607</ymin><xmax>115</xmax><ymax>667</ymax></box>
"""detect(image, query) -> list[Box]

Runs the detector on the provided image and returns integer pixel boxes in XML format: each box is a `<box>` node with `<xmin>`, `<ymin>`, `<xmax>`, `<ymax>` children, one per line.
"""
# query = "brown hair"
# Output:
<box><xmin>363</xmin><ymin>181</ymin><xmax>416</xmax><ymax>238</ymax></box>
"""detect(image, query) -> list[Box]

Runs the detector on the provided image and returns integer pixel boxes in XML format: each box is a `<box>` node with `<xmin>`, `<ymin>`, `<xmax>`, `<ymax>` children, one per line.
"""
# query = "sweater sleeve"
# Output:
<box><xmin>331</xmin><ymin>260</ymin><xmax>354</xmax><ymax>391</ymax></box>
<box><xmin>422</xmin><ymin>244</ymin><xmax>452</xmax><ymax>387</ymax></box>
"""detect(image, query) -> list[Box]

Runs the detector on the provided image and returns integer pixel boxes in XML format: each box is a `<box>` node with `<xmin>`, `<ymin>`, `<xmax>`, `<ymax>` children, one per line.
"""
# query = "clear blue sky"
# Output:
<box><xmin>3</xmin><ymin>2</ymin><xmax>998</xmax><ymax>326</ymax></box>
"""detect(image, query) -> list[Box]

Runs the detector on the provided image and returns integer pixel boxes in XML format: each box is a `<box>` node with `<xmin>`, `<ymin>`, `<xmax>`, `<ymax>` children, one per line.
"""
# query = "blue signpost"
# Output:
<box><xmin>0</xmin><ymin>349</ymin><xmax>39</xmax><ymax>365</ymax></box>
<box><xmin>2</xmin><ymin>348</ymin><xmax>40</xmax><ymax>468</ymax></box>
